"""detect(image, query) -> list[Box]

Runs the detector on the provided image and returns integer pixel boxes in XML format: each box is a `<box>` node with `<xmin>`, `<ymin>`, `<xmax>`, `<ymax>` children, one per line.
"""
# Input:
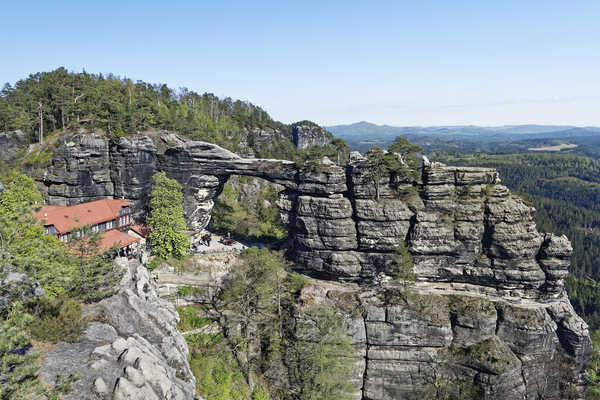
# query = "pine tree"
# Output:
<box><xmin>365</xmin><ymin>146</ymin><xmax>388</xmax><ymax>201</ymax></box>
<box><xmin>386</xmin><ymin>243</ymin><xmax>415</xmax><ymax>290</ymax></box>
<box><xmin>290</xmin><ymin>305</ymin><xmax>355</xmax><ymax>400</ymax></box>
<box><xmin>147</xmin><ymin>172</ymin><xmax>189</xmax><ymax>260</ymax></box>
<box><xmin>0</xmin><ymin>306</ymin><xmax>40</xmax><ymax>399</ymax></box>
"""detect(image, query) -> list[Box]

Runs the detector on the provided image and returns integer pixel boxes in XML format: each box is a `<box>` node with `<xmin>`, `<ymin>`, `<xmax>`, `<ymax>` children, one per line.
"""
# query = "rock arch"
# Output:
<box><xmin>40</xmin><ymin>134</ymin><xmax>571</xmax><ymax>301</ymax></box>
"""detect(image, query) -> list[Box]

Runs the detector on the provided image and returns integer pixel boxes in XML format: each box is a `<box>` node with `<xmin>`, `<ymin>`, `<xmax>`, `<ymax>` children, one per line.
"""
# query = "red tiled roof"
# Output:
<box><xmin>130</xmin><ymin>224</ymin><xmax>151</xmax><ymax>238</ymax></box>
<box><xmin>97</xmin><ymin>230</ymin><xmax>140</xmax><ymax>251</ymax></box>
<box><xmin>34</xmin><ymin>199</ymin><xmax>130</xmax><ymax>234</ymax></box>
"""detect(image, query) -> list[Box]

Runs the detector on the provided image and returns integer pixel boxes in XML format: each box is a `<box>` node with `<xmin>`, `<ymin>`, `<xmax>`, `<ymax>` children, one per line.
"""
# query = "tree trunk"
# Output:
<box><xmin>38</xmin><ymin>102</ymin><xmax>43</xmax><ymax>144</ymax></box>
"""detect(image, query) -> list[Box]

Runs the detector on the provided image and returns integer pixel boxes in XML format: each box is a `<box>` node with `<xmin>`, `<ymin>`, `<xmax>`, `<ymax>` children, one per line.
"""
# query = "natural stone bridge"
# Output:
<box><xmin>40</xmin><ymin>133</ymin><xmax>572</xmax><ymax>301</ymax></box>
<box><xmin>36</xmin><ymin>133</ymin><xmax>592</xmax><ymax>398</ymax></box>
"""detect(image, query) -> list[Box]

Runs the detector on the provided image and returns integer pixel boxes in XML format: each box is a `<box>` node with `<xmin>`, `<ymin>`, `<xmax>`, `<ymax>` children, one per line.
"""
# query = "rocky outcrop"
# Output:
<box><xmin>40</xmin><ymin>258</ymin><xmax>196</xmax><ymax>400</ymax></box>
<box><xmin>0</xmin><ymin>270</ymin><xmax>44</xmax><ymax>313</ymax></box>
<box><xmin>37</xmin><ymin>134</ymin><xmax>592</xmax><ymax>398</ymax></box>
<box><xmin>0</xmin><ymin>130</ymin><xmax>28</xmax><ymax>163</ymax></box>
<box><xmin>292</xmin><ymin>279</ymin><xmax>590</xmax><ymax>400</ymax></box>
<box><xmin>291</xmin><ymin>121</ymin><xmax>334</xmax><ymax>149</ymax></box>
<box><xmin>37</xmin><ymin>134</ymin><xmax>578</xmax><ymax>299</ymax></box>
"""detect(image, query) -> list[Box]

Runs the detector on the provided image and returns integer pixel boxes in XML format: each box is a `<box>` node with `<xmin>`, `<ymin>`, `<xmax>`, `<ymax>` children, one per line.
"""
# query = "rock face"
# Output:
<box><xmin>37</xmin><ymin>133</ymin><xmax>583</xmax><ymax>297</ymax></box>
<box><xmin>37</xmin><ymin>134</ymin><xmax>592</xmax><ymax>398</ymax></box>
<box><xmin>40</xmin><ymin>258</ymin><xmax>196</xmax><ymax>400</ymax></box>
<box><xmin>296</xmin><ymin>284</ymin><xmax>590</xmax><ymax>400</ymax></box>
<box><xmin>290</xmin><ymin>121</ymin><xmax>334</xmax><ymax>149</ymax></box>
<box><xmin>0</xmin><ymin>130</ymin><xmax>28</xmax><ymax>163</ymax></box>
<box><xmin>0</xmin><ymin>270</ymin><xmax>44</xmax><ymax>313</ymax></box>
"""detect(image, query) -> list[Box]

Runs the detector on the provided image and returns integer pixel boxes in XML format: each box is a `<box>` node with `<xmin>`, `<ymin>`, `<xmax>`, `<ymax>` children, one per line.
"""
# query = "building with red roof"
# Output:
<box><xmin>34</xmin><ymin>199</ymin><xmax>140</xmax><ymax>254</ymax></box>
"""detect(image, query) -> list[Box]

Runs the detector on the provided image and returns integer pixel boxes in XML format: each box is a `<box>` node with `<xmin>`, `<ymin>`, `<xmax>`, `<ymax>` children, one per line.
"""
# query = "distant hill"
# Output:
<box><xmin>327</xmin><ymin>121</ymin><xmax>600</xmax><ymax>154</ymax></box>
<box><xmin>328</xmin><ymin>121</ymin><xmax>600</xmax><ymax>139</ymax></box>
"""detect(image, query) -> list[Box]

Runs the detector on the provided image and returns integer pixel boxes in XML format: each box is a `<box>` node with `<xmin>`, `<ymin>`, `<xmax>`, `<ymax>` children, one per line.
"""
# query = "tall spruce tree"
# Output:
<box><xmin>147</xmin><ymin>171</ymin><xmax>189</xmax><ymax>260</ymax></box>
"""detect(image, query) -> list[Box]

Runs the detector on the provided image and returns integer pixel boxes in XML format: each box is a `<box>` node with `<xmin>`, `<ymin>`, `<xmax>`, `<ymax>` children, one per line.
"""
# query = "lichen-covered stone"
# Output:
<box><xmin>40</xmin><ymin>258</ymin><xmax>195</xmax><ymax>399</ymax></box>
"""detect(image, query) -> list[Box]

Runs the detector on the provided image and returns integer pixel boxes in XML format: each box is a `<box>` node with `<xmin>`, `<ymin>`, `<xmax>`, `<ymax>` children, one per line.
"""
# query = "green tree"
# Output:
<box><xmin>329</xmin><ymin>138</ymin><xmax>350</xmax><ymax>165</ymax></box>
<box><xmin>386</xmin><ymin>243</ymin><xmax>415</xmax><ymax>290</ymax></box>
<box><xmin>302</xmin><ymin>146</ymin><xmax>326</xmax><ymax>173</ymax></box>
<box><xmin>0</xmin><ymin>305</ymin><xmax>40</xmax><ymax>399</ymax></box>
<box><xmin>387</xmin><ymin>136</ymin><xmax>421</xmax><ymax>174</ymax></box>
<box><xmin>219</xmin><ymin>248</ymin><xmax>289</xmax><ymax>388</ymax></box>
<box><xmin>69</xmin><ymin>226</ymin><xmax>121</xmax><ymax>302</ymax></box>
<box><xmin>147</xmin><ymin>171</ymin><xmax>189</xmax><ymax>260</ymax></box>
<box><xmin>588</xmin><ymin>329</ymin><xmax>600</xmax><ymax>399</ymax></box>
<box><xmin>365</xmin><ymin>146</ymin><xmax>389</xmax><ymax>201</ymax></box>
<box><xmin>290</xmin><ymin>305</ymin><xmax>355</xmax><ymax>400</ymax></box>
<box><xmin>0</xmin><ymin>170</ymin><xmax>78</xmax><ymax>297</ymax></box>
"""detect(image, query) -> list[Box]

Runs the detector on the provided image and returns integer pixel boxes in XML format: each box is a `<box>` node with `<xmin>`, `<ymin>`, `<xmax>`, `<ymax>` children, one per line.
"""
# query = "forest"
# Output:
<box><xmin>0</xmin><ymin>67</ymin><xmax>291</xmax><ymax>154</ymax></box>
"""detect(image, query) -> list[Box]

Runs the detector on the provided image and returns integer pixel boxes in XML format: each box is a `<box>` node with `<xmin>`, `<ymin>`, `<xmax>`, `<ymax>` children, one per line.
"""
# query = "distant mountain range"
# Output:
<box><xmin>327</xmin><ymin>121</ymin><xmax>600</xmax><ymax>141</ymax></box>
<box><xmin>327</xmin><ymin>121</ymin><xmax>600</xmax><ymax>155</ymax></box>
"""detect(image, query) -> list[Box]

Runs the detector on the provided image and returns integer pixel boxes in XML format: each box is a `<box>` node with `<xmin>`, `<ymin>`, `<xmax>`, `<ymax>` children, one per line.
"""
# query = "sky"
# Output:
<box><xmin>2</xmin><ymin>1</ymin><xmax>600</xmax><ymax>126</ymax></box>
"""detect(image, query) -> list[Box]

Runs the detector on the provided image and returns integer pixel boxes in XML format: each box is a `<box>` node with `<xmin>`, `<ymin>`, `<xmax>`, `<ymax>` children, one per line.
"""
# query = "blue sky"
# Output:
<box><xmin>2</xmin><ymin>1</ymin><xmax>600</xmax><ymax>126</ymax></box>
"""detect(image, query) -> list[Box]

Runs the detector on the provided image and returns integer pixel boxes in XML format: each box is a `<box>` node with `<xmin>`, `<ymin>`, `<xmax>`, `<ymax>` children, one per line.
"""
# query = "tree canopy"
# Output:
<box><xmin>0</xmin><ymin>68</ymin><xmax>288</xmax><ymax>151</ymax></box>
<box><xmin>147</xmin><ymin>171</ymin><xmax>189</xmax><ymax>259</ymax></box>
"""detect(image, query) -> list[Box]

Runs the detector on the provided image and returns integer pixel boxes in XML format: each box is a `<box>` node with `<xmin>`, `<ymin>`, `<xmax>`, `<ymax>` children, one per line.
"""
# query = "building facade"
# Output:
<box><xmin>34</xmin><ymin>199</ymin><xmax>140</xmax><ymax>254</ymax></box>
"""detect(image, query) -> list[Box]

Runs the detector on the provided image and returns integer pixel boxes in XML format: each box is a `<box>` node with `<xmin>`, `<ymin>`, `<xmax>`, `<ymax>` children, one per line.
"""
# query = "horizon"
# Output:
<box><xmin>326</xmin><ymin>121</ymin><xmax>600</xmax><ymax>129</ymax></box>
<box><xmin>2</xmin><ymin>1</ymin><xmax>600</xmax><ymax>126</ymax></box>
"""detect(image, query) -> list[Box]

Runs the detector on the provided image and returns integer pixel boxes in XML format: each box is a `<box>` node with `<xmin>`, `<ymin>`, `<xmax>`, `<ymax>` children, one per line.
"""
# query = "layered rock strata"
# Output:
<box><xmin>38</xmin><ymin>134</ymin><xmax>577</xmax><ymax>299</ymax></box>
<box><xmin>38</xmin><ymin>134</ymin><xmax>592</xmax><ymax>398</ymax></box>
<box><xmin>40</xmin><ymin>258</ymin><xmax>196</xmax><ymax>400</ymax></box>
<box><xmin>290</xmin><ymin>121</ymin><xmax>334</xmax><ymax>149</ymax></box>
<box><xmin>292</xmin><ymin>279</ymin><xmax>590</xmax><ymax>400</ymax></box>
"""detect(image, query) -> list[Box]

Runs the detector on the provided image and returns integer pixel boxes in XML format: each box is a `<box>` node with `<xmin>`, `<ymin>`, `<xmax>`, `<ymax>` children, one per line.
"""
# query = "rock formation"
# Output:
<box><xmin>40</xmin><ymin>258</ymin><xmax>196</xmax><ymax>400</ymax></box>
<box><xmin>37</xmin><ymin>134</ymin><xmax>578</xmax><ymax>297</ymax></box>
<box><xmin>289</xmin><ymin>276</ymin><xmax>590</xmax><ymax>400</ymax></box>
<box><xmin>0</xmin><ymin>270</ymin><xmax>44</xmax><ymax>312</ymax></box>
<box><xmin>0</xmin><ymin>130</ymin><xmax>28</xmax><ymax>163</ymax></box>
<box><xmin>36</xmin><ymin>133</ymin><xmax>592</xmax><ymax>398</ymax></box>
<box><xmin>290</xmin><ymin>121</ymin><xmax>334</xmax><ymax>149</ymax></box>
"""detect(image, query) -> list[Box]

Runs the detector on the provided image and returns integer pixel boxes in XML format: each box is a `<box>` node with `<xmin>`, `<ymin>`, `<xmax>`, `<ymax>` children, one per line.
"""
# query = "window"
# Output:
<box><xmin>60</xmin><ymin>234</ymin><xmax>68</xmax><ymax>243</ymax></box>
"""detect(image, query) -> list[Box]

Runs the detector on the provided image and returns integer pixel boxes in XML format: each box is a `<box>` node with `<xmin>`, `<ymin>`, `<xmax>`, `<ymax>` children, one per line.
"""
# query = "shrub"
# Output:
<box><xmin>176</xmin><ymin>306</ymin><xmax>210</xmax><ymax>332</ymax></box>
<box><xmin>25</xmin><ymin>297</ymin><xmax>87</xmax><ymax>343</ymax></box>
<box><xmin>483</xmin><ymin>184</ymin><xmax>495</xmax><ymax>196</ymax></box>
<box><xmin>186</xmin><ymin>332</ymin><xmax>252</xmax><ymax>400</ymax></box>
<box><xmin>147</xmin><ymin>257</ymin><xmax>165</xmax><ymax>271</ymax></box>
<box><xmin>386</xmin><ymin>243</ymin><xmax>415</xmax><ymax>289</ymax></box>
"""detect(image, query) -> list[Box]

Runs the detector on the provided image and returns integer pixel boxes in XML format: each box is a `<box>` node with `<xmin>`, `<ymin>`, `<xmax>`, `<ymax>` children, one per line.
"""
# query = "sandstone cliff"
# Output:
<box><xmin>290</xmin><ymin>121</ymin><xmax>334</xmax><ymax>149</ymax></box>
<box><xmin>39</xmin><ymin>258</ymin><xmax>196</xmax><ymax>399</ymax></box>
<box><xmin>35</xmin><ymin>133</ymin><xmax>592</xmax><ymax>399</ymax></box>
